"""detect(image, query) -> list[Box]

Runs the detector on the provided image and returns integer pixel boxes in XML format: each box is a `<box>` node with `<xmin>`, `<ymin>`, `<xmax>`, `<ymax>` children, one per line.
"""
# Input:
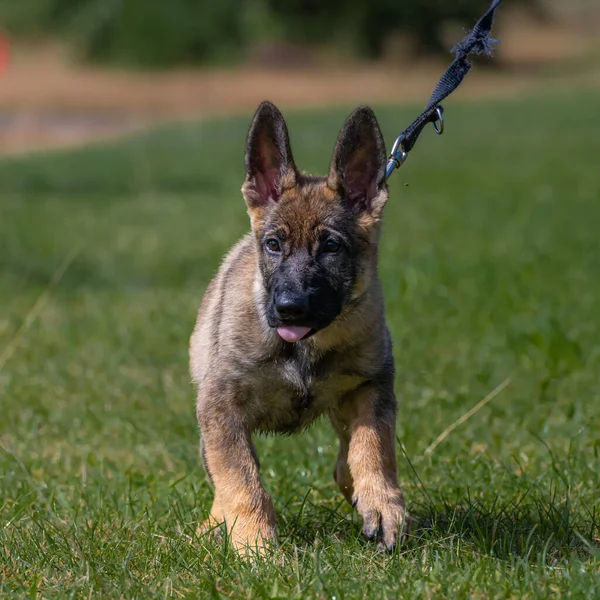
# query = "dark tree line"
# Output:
<box><xmin>1</xmin><ymin>0</ymin><xmax>542</xmax><ymax>68</ymax></box>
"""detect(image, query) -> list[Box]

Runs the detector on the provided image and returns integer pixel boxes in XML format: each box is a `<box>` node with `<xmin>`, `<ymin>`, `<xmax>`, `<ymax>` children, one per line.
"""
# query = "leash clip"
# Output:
<box><xmin>385</xmin><ymin>135</ymin><xmax>408</xmax><ymax>180</ymax></box>
<box><xmin>385</xmin><ymin>106</ymin><xmax>444</xmax><ymax>180</ymax></box>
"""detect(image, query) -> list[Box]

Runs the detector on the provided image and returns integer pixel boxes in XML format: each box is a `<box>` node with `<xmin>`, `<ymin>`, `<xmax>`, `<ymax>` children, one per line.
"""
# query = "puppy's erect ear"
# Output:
<box><xmin>328</xmin><ymin>106</ymin><xmax>388</xmax><ymax>219</ymax></box>
<box><xmin>242</xmin><ymin>101</ymin><xmax>297</xmax><ymax>213</ymax></box>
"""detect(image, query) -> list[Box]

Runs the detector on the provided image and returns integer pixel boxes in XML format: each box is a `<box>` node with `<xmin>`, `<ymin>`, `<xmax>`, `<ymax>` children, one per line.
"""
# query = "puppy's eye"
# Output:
<box><xmin>265</xmin><ymin>238</ymin><xmax>281</xmax><ymax>254</ymax></box>
<box><xmin>324</xmin><ymin>239</ymin><xmax>341</xmax><ymax>253</ymax></box>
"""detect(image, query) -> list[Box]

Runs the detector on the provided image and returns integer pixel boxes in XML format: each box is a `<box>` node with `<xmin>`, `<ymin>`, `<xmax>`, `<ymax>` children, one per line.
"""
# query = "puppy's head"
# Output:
<box><xmin>242</xmin><ymin>101</ymin><xmax>388</xmax><ymax>343</ymax></box>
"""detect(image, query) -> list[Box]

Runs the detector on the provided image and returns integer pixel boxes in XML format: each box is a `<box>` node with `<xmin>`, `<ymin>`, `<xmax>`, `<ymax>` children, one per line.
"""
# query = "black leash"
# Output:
<box><xmin>385</xmin><ymin>0</ymin><xmax>504</xmax><ymax>180</ymax></box>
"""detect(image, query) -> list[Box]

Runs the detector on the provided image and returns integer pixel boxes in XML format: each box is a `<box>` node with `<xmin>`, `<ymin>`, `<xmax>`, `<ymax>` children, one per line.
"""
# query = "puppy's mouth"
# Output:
<box><xmin>276</xmin><ymin>325</ymin><xmax>314</xmax><ymax>342</ymax></box>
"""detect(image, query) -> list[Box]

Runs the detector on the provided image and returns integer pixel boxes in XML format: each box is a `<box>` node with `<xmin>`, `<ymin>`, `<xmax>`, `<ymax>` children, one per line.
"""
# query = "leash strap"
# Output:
<box><xmin>385</xmin><ymin>0</ymin><xmax>503</xmax><ymax>180</ymax></box>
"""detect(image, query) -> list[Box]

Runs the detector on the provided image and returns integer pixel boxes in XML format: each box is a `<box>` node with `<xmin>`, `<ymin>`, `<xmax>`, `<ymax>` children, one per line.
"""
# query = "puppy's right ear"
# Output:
<box><xmin>242</xmin><ymin>102</ymin><xmax>297</xmax><ymax>216</ymax></box>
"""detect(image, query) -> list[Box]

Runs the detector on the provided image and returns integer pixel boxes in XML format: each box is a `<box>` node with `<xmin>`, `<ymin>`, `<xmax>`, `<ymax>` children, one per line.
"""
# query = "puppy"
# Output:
<box><xmin>190</xmin><ymin>101</ymin><xmax>408</xmax><ymax>554</ymax></box>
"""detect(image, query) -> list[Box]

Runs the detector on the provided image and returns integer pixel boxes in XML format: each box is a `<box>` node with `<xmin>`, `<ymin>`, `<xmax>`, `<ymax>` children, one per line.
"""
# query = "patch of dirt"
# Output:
<box><xmin>0</xmin><ymin>10</ymin><xmax>598</xmax><ymax>156</ymax></box>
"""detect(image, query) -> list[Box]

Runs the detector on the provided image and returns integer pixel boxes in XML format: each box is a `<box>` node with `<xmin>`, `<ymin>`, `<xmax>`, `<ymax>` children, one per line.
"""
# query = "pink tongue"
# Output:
<box><xmin>276</xmin><ymin>325</ymin><xmax>311</xmax><ymax>342</ymax></box>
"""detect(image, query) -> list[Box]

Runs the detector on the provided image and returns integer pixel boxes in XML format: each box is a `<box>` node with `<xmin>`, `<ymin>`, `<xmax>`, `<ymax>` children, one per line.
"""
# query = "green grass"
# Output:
<box><xmin>1</xmin><ymin>87</ymin><xmax>600</xmax><ymax>598</ymax></box>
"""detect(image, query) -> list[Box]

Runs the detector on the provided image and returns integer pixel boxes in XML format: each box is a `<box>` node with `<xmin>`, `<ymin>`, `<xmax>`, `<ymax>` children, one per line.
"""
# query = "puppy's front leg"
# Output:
<box><xmin>331</xmin><ymin>382</ymin><xmax>409</xmax><ymax>551</ymax></box>
<box><xmin>198</xmin><ymin>397</ymin><xmax>276</xmax><ymax>554</ymax></box>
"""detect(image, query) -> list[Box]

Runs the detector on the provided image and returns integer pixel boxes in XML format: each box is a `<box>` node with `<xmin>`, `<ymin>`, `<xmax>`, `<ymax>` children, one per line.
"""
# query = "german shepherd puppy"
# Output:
<box><xmin>190</xmin><ymin>101</ymin><xmax>408</xmax><ymax>554</ymax></box>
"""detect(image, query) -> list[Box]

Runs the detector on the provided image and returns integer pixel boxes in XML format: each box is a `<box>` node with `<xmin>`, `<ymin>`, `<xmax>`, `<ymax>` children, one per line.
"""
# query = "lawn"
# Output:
<box><xmin>1</xmin><ymin>86</ymin><xmax>599</xmax><ymax>598</ymax></box>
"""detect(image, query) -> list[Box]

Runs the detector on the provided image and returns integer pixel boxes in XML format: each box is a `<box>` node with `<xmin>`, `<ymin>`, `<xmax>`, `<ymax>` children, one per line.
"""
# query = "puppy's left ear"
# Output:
<box><xmin>328</xmin><ymin>106</ymin><xmax>388</xmax><ymax>219</ymax></box>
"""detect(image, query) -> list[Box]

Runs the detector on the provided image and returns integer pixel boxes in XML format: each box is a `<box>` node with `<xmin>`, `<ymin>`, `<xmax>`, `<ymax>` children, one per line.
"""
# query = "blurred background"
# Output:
<box><xmin>0</xmin><ymin>0</ymin><xmax>598</xmax><ymax>154</ymax></box>
<box><xmin>1</xmin><ymin>2</ymin><xmax>600</xmax><ymax>595</ymax></box>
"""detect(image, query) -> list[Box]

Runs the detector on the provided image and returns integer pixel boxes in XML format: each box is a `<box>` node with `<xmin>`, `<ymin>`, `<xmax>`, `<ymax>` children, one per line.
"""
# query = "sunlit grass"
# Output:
<box><xmin>1</xmin><ymin>88</ymin><xmax>599</xmax><ymax>598</ymax></box>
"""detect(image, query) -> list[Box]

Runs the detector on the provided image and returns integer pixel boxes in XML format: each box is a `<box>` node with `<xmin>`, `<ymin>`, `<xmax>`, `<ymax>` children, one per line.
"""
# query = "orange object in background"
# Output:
<box><xmin>0</xmin><ymin>35</ymin><xmax>10</xmax><ymax>73</ymax></box>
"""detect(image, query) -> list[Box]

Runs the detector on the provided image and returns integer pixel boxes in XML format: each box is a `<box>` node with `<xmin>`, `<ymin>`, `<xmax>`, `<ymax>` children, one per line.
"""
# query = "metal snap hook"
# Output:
<box><xmin>433</xmin><ymin>106</ymin><xmax>444</xmax><ymax>135</ymax></box>
<box><xmin>385</xmin><ymin>135</ymin><xmax>409</xmax><ymax>179</ymax></box>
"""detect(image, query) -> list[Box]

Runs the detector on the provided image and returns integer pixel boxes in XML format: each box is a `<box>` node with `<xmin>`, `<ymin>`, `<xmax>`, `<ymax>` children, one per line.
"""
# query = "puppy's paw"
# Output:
<box><xmin>196</xmin><ymin>517</ymin><xmax>224</xmax><ymax>538</ymax></box>
<box><xmin>229</xmin><ymin>520</ymin><xmax>278</xmax><ymax>558</ymax></box>
<box><xmin>353</xmin><ymin>486</ymin><xmax>410</xmax><ymax>551</ymax></box>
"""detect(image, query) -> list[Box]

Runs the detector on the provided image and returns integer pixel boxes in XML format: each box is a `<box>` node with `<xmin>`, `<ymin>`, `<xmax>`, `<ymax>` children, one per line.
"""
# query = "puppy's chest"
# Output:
<box><xmin>250</xmin><ymin>349</ymin><xmax>363</xmax><ymax>432</ymax></box>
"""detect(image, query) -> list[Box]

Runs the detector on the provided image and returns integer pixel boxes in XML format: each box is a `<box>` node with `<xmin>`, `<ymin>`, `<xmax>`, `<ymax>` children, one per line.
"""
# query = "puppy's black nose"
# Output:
<box><xmin>275</xmin><ymin>292</ymin><xmax>309</xmax><ymax>320</ymax></box>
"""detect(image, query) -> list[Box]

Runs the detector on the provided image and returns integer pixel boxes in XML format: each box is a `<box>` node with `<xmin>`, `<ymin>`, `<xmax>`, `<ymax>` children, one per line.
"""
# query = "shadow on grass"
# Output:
<box><xmin>412</xmin><ymin>496</ymin><xmax>599</xmax><ymax>563</ymax></box>
<box><xmin>276</xmin><ymin>493</ymin><xmax>599</xmax><ymax>564</ymax></box>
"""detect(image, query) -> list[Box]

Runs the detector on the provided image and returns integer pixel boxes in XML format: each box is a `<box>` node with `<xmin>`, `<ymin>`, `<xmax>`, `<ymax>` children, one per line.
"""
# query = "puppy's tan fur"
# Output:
<box><xmin>190</xmin><ymin>102</ymin><xmax>408</xmax><ymax>554</ymax></box>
